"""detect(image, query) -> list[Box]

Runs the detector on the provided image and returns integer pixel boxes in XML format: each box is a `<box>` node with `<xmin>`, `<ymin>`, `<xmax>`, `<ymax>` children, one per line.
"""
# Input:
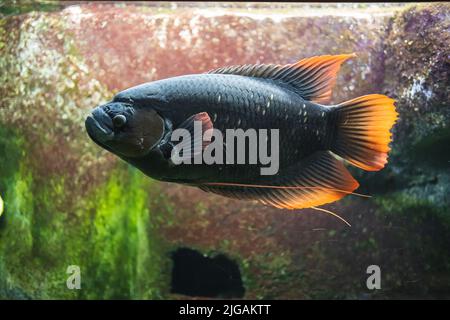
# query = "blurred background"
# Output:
<box><xmin>0</xmin><ymin>1</ymin><xmax>449</xmax><ymax>299</ymax></box>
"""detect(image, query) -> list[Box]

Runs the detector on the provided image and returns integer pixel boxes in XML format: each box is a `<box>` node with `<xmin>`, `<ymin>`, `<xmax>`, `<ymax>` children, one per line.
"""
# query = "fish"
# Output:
<box><xmin>85</xmin><ymin>54</ymin><xmax>398</xmax><ymax>215</ymax></box>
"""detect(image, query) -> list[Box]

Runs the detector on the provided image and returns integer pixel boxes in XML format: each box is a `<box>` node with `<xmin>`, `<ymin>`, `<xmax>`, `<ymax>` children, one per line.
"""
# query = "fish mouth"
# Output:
<box><xmin>85</xmin><ymin>107</ymin><xmax>114</xmax><ymax>143</ymax></box>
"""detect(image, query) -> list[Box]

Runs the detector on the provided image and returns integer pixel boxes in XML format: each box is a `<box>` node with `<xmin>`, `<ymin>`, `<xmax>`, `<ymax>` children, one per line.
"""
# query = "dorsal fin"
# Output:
<box><xmin>208</xmin><ymin>54</ymin><xmax>356</xmax><ymax>104</ymax></box>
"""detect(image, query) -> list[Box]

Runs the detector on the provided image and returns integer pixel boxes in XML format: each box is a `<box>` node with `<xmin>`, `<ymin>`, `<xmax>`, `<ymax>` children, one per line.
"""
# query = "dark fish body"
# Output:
<box><xmin>86</xmin><ymin>54</ymin><xmax>398</xmax><ymax>210</ymax></box>
<box><xmin>117</xmin><ymin>74</ymin><xmax>330</xmax><ymax>183</ymax></box>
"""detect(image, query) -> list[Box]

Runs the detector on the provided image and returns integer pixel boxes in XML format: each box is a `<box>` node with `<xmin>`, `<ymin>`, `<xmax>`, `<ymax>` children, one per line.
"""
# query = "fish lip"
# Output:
<box><xmin>85</xmin><ymin>114</ymin><xmax>114</xmax><ymax>142</ymax></box>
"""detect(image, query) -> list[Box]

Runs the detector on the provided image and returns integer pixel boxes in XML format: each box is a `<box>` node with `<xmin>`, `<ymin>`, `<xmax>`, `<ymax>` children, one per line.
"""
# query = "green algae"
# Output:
<box><xmin>0</xmin><ymin>1</ymin><xmax>62</xmax><ymax>17</ymax></box>
<box><xmin>80</xmin><ymin>166</ymin><xmax>170</xmax><ymax>299</ymax></box>
<box><xmin>373</xmin><ymin>193</ymin><xmax>450</xmax><ymax>297</ymax></box>
<box><xmin>0</xmin><ymin>128</ymin><xmax>170</xmax><ymax>299</ymax></box>
<box><xmin>0</xmin><ymin>12</ymin><xmax>172</xmax><ymax>297</ymax></box>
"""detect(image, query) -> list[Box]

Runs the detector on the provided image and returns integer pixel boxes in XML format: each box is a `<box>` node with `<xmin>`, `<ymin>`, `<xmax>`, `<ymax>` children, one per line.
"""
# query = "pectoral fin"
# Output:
<box><xmin>170</xmin><ymin>112</ymin><xmax>213</xmax><ymax>163</ymax></box>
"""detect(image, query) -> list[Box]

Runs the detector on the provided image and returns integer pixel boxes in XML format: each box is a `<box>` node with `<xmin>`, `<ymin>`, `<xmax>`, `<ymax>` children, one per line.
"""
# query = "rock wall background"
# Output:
<box><xmin>0</xmin><ymin>2</ymin><xmax>449</xmax><ymax>299</ymax></box>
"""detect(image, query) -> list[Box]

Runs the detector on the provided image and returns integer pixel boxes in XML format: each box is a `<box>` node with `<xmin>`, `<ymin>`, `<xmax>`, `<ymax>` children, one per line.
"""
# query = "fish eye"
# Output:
<box><xmin>113</xmin><ymin>114</ymin><xmax>127</xmax><ymax>128</ymax></box>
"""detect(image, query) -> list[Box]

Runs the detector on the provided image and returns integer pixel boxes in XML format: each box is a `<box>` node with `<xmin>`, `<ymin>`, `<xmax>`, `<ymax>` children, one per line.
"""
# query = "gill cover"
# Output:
<box><xmin>114</xmin><ymin>107</ymin><xmax>165</xmax><ymax>158</ymax></box>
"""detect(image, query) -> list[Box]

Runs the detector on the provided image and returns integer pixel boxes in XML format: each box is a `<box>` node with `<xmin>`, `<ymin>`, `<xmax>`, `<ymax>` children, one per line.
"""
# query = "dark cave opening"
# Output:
<box><xmin>170</xmin><ymin>247</ymin><xmax>245</xmax><ymax>298</ymax></box>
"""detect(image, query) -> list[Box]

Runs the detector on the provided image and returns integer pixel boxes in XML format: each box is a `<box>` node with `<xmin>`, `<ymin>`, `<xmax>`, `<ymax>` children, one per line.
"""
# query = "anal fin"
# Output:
<box><xmin>199</xmin><ymin>151</ymin><xmax>359</xmax><ymax>210</ymax></box>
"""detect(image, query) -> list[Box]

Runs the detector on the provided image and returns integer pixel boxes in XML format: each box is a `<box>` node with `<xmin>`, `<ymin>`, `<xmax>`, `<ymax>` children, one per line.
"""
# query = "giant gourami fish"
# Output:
<box><xmin>85</xmin><ymin>54</ymin><xmax>398</xmax><ymax>217</ymax></box>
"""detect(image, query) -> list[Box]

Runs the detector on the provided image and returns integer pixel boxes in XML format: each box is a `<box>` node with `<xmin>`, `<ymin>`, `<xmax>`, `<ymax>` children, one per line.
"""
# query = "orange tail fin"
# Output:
<box><xmin>331</xmin><ymin>94</ymin><xmax>398</xmax><ymax>171</ymax></box>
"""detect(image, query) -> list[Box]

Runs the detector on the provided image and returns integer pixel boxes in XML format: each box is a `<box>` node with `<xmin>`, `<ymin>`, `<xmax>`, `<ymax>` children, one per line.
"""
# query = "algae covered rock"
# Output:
<box><xmin>62</xmin><ymin>3</ymin><xmax>392</xmax><ymax>103</ymax></box>
<box><xmin>375</xmin><ymin>3</ymin><xmax>450</xmax><ymax>208</ymax></box>
<box><xmin>0</xmin><ymin>9</ymin><xmax>169</xmax><ymax>299</ymax></box>
<box><xmin>385</xmin><ymin>3</ymin><xmax>449</xmax><ymax>148</ymax></box>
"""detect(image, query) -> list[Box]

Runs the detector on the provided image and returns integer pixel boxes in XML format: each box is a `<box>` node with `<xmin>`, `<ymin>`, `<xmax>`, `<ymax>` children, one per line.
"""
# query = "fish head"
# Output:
<box><xmin>85</xmin><ymin>101</ymin><xmax>164</xmax><ymax>158</ymax></box>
